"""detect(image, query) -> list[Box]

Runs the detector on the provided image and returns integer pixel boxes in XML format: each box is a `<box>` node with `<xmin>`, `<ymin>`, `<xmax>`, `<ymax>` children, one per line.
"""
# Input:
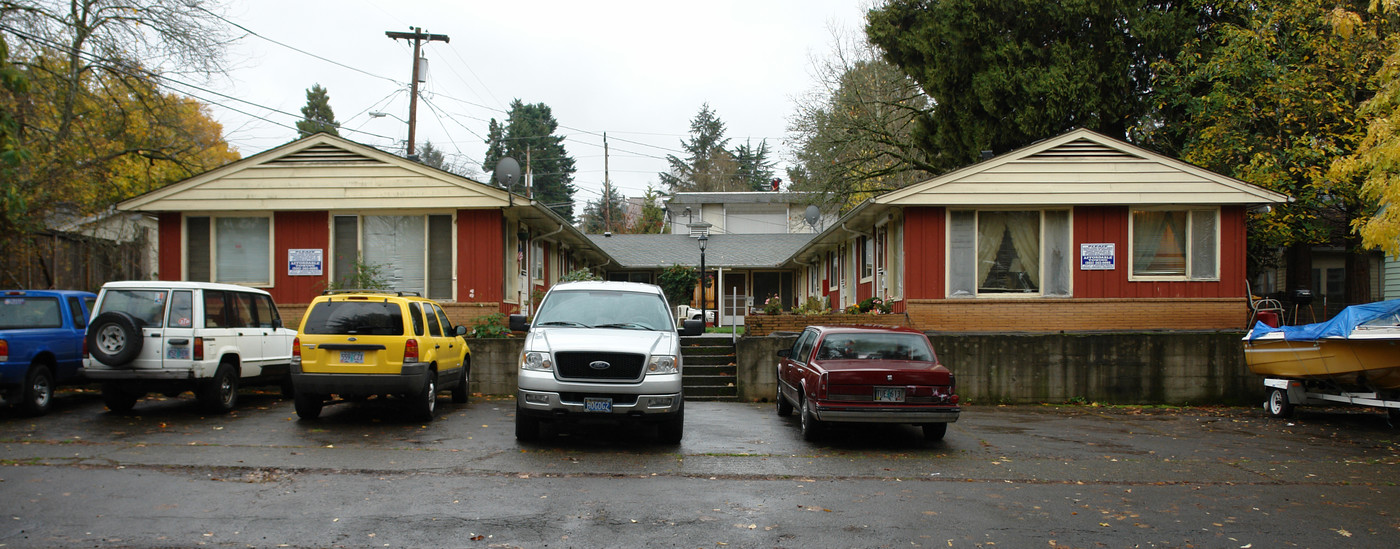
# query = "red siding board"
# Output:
<box><xmin>270</xmin><ymin>211</ymin><xmax>329</xmax><ymax>304</ymax></box>
<box><xmin>457</xmin><ymin>209</ymin><xmax>503</xmax><ymax>304</ymax></box>
<box><xmin>903</xmin><ymin>207</ymin><xmax>945</xmax><ymax>299</ymax></box>
<box><xmin>158</xmin><ymin>213</ymin><xmax>182</xmax><ymax>281</ymax></box>
<box><xmin>1071</xmin><ymin>205</ymin><xmax>1246</xmax><ymax>300</ymax></box>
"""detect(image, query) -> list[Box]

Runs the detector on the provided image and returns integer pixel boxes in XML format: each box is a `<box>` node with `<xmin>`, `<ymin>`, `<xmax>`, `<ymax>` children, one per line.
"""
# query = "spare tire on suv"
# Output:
<box><xmin>87</xmin><ymin>312</ymin><xmax>144</xmax><ymax>366</ymax></box>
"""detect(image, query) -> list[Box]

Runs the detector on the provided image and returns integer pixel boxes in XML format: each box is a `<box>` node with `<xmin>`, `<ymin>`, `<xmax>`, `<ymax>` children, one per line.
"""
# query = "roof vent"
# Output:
<box><xmin>687</xmin><ymin>222</ymin><xmax>712</xmax><ymax>238</ymax></box>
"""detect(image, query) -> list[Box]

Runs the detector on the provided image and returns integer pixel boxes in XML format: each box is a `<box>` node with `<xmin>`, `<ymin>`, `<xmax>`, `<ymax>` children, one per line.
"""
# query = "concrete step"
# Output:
<box><xmin>685</xmin><ymin>355</ymin><xmax>736</xmax><ymax>367</ymax></box>
<box><xmin>685</xmin><ymin>365</ymin><xmax>736</xmax><ymax>377</ymax></box>
<box><xmin>681</xmin><ymin>345</ymin><xmax>737</xmax><ymax>356</ymax></box>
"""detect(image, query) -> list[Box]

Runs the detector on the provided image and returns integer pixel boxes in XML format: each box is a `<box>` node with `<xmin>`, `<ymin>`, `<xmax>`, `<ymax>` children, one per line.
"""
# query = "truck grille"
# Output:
<box><xmin>555</xmin><ymin>351</ymin><xmax>645</xmax><ymax>381</ymax></box>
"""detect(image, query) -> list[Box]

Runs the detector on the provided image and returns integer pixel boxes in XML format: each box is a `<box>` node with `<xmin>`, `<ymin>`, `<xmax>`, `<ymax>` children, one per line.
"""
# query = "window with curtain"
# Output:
<box><xmin>948</xmin><ymin>210</ymin><xmax>1071</xmax><ymax>297</ymax></box>
<box><xmin>336</xmin><ymin>214</ymin><xmax>454</xmax><ymax>299</ymax></box>
<box><xmin>184</xmin><ymin>216</ymin><xmax>270</xmax><ymax>285</ymax></box>
<box><xmin>1131</xmin><ymin>209</ymin><xmax>1217</xmax><ymax>280</ymax></box>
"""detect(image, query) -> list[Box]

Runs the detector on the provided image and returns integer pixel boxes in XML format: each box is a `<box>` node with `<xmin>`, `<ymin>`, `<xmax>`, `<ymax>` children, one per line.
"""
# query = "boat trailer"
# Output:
<box><xmin>1263</xmin><ymin>378</ymin><xmax>1400</xmax><ymax>422</ymax></box>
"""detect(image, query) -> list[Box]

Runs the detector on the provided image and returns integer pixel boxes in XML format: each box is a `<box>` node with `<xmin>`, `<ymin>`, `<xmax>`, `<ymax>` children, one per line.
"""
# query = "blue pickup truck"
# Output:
<box><xmin>0</xmin><ymin>289</ymin><xmax>96</xmax><ymax>415</ymax></box>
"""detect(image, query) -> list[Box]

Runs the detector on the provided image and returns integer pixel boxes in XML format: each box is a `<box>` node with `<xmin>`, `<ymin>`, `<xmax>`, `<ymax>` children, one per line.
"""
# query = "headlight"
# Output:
<box><xmin>646</xmin><ymin>355</ymin><xmax>678</xmax><ymax>374</ymax></box>
<box><xmin>521</xmin><ymin>351</ymin><xmax>553</xmax><ymax>371</ymax></box>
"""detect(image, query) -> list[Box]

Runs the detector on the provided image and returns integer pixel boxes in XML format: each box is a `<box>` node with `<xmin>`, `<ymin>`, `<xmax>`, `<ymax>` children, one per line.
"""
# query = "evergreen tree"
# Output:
<box><xmin>296</xmin><ymin>83</ymin><xmax>339</xmax><ymax>137</ymax></box>
<box><xmin>483</xmin><ymin>99</ymin><xmax>578</xmax><ymax>221</ymax></box>
<box><xmin>659</xmin><ymin>104</ymin><xmax>746</xmax><ymax>192</ymax></box>
<box><xmin>580</xmin><ymin>184</ymin><xmax>628</xmax><ymax>234</ymax></box>
<box><xmin>866</xmin><ymin>0</ymin><xmax>1202</xmax><ymax>171</ymax></box>
<box><xmin>733</xmin><ymin>139</ymin><xmax>777</xmax><ymax>191</ymax></box>
<box><xmin>418</xmin><ymin>140</ymin><xmax>447</xmax><ymax>170</ymax></box>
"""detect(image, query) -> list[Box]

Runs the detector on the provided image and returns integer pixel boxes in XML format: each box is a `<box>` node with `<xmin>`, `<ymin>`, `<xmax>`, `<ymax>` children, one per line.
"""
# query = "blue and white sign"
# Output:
<box><xmin>1080</xmin><ymin>243</ymin><xmax>1116</xmax><ymax>270</ymax></box>
<box><xmin>288</xmin><ymin>248</ymin><xmax>324</xmax><ymax>276</ymax></box>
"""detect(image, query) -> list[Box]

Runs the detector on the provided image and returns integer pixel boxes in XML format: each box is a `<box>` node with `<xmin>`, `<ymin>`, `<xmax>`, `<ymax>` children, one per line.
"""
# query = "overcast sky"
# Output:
<box><xmin>203</xmin><ymin>0</ymin><xmax>872</xmax><ymax>210</ymax></box>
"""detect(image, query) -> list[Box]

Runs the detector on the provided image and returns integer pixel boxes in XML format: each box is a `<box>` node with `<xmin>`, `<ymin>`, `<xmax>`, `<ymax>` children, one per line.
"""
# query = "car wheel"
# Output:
<box><xmin>658</xmin><ymin>406</ymin><xmax>685</xmax><ymax>444</ymax></box>
<box><xmin>87</xmin><ymin>312</ymin><xmax>144</xmax><ymax>366</ymax></box>
<box><xmin>199</xmin><ymin>363</ymin><xmax>239</xmax><ymax>414</ymax></box>
<box><xmin>101</xmin><ymin>383</ymin><xmax>140</xmax><ymax>414</ymax></box>
<box><xmin>19</xmin><ymin>364</ymin><xmax>55</xmax><ymax>416</ymax></box>
<box><xmin>1266</xmin><ymin>387</ymin><xmax>1294</xmax><ymax>418</ymax></box>
<box><xmin>776</xmin><ymin>385</ymin><xmax>793</xmax><ymax>417</ymax></box>
<box><xmin>800</xmin><ymin>397</ymin><xmax>823</xmax><ymax>441</ymax></box>
<box><xmin>451</xmin><ymin>364</ymin><xmax>470</xmax><ymax>404</ymax></box>
<box><xmin>294</xmin><ymin>390</ymin><xmax>324</xmax><ymax>420</ymax></box>
<box><xmin>922</xmin><ymin>423</ymin><xmax>948</xmax><ymax>442</ymax></box>
<box><xmin>515</xmin><ymin>404</ymin><xmax>540</xmax><ymax>442</ymax></box>
<box><xmin>412</xmin><ymin>371</ymin><xmax>437</xmax><ymax>421</ymax></box>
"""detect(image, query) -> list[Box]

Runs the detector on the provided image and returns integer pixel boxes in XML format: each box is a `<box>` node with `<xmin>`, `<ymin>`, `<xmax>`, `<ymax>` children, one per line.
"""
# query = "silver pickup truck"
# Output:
<box><xmin>510</xmin><ymin>281</ymin><xmax>704</xmax><ymax>443</ymax></box>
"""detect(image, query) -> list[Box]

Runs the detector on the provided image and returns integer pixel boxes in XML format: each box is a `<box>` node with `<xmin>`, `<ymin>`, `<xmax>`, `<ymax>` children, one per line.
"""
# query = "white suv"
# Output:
<box><xmin>509</xmin><ymin>281</ymin><xmax>704</xmax><ymax>443</ymax></box>
<box><xmin>81</xmin><ymin>281</ymin><xmax>296</xmax><ymax>413</ymax></box>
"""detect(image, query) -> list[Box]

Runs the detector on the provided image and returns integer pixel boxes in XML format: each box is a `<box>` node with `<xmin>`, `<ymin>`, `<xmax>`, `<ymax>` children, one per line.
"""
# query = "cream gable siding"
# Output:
<box><xmin>876</xmin><ymin>129</ymin><xmax>1290</xmax><ymax>207</ymax></box>
<box><xmin>120</xmin><ymin>137</ymin><xmax>511</xmax><ymax>212</ymax></box>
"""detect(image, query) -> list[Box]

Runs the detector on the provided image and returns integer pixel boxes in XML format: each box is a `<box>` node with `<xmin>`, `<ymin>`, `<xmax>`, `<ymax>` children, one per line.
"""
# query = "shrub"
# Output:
<box><xmin>468</xmin><ymin>313</ymin><xmax>511</xmax><ymax>338</ymax></box>
<box><xmin>561</xmin><ymin>269</ymin><xmax>601</xmax><ymax>282</ymax></box>
<box><xmin>797</xmin><ymin>296</ymin><xmax>829</xmax><ymax>315</ymax></box>
<box><xmin>858</xmin><ymin>296</ymin><xmax>893</xmax><ymax>314</ymax></box>
<box><xmin>657</xmin><ymin>264</ymin><xmax>699</xmax><ymax>309</ymax></box>
<box><xmin>762</xmin><ymin>294</ymin><xmax>783</xmax><ymax>315</ymax></box>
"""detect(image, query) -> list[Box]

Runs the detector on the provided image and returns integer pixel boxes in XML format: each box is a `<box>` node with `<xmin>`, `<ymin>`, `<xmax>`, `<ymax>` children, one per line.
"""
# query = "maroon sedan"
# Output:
<box><xmin>776</xmin><ymin>325</ymin><xmax>959</xmax><ymax>441</ymax></box>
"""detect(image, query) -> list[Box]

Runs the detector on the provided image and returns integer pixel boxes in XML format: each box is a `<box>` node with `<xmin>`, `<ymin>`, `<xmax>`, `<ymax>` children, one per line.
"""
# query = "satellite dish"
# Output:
<box><xmin>804</xmin><ymin>205</ymin><xmax>821</xmax><ymax>229</ymax></box>
<box><xmin>494</xmin><ymin>157</ymin><xmax>520</xmax><ymax>189</ymax></box>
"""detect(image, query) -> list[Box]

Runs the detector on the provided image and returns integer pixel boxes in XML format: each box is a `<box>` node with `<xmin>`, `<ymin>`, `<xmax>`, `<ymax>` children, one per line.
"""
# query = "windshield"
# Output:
<box><xmin>0</xmin><ymin>296</ymin><xmax>62</xmax><ymax>329</ymax></box>
<box><xmin>534</xmin><ymin>290</ymin><xmax>673</xmax><ymax>331</ymax></box>
<box><xmin>816</xmin><ymin>333</ymin><xmax>936</xmax><ymax>361</ymax></box>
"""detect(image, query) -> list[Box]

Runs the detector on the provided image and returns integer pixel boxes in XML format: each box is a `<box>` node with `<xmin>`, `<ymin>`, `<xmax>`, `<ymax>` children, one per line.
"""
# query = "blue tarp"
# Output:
<box><xmin>1248</xmin><ymin>299</ymin><xmax>1400</xmax><ymax>341</ymax></box>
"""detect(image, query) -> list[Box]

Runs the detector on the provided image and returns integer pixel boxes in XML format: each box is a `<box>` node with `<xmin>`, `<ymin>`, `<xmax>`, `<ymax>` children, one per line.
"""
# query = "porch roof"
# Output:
<box><xmin>586</xmin><ymin>233</ymin><xmax>814</xmax><ymax>270</ymax></box>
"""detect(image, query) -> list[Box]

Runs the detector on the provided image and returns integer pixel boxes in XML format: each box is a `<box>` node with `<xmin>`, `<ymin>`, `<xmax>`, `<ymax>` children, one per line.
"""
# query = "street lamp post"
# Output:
<box><xmin>698</xmin><ymin>234</ymin><xmax>708</xmax><ymax>328</ymax></box>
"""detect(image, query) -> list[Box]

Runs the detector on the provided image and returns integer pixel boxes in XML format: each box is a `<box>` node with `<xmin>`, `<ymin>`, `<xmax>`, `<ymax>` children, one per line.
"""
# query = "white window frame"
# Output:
<box><xmin>945</xmin><ymin>208</ymin><xmax>1073</xmax><ymax>299</ymax></box>
<box><xmin>185</xmin><ymin>214</ymin><xmax>275</xmax><ymax>287</ymax></box>
<box><xmin>1127</xmin><ymin>207</ymin><xmax>1220</xmax><ymax>282</ymax></box>
<box><xmin>330</xmin><ymin>211</ymin><xmax>457</xmax><ymax>299</ymax></box>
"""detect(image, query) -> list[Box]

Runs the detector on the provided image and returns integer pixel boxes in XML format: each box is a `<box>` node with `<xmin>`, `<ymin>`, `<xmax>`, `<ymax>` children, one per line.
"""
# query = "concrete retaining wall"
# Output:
<box><xmin>732</xmin><ymin>332</ymin><xmax>1257</xmax><ymax>405</ymax></box>
<box><xmin>462</xmin><ymin>338</ymin><xmax>523</xmax><ymax>395</ymax></box>
<box><xmin>469</xmin><ymin>332</ymin><xmax>1257</xmax><ymax>405</ymax></box>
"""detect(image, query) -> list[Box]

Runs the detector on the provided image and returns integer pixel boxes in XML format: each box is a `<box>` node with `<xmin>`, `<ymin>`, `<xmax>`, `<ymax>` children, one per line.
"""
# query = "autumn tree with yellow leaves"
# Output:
<box><xmin>0</xmin><ymin>0</ymin><xmax>239</xmax><ymax>287</ymax></box>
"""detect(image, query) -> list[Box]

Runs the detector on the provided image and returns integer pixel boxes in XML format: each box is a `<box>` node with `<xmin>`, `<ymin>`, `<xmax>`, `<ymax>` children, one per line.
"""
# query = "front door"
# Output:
<box><xmin>722</xmin><ymin>273</ymin><xmax>748</xmax><ymax>326</ymax></box>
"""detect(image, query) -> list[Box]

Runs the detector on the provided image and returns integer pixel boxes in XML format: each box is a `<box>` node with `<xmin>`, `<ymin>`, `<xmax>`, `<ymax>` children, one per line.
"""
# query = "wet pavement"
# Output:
<box><xmin>2</xmin><ymin>388</ymin><xmax>1399</xmax><ymax>547</ymax></box>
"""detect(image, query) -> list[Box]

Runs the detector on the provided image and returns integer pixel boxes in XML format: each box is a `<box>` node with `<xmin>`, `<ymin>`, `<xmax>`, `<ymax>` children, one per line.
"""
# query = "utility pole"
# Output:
<box><xmin>603</xmin><ymin>132</ymin><xmax>611</xmax><ymax>231</ymax></box>
<box><xmin>385</xmin><ymin>27</ymin><xmax>449</xmax><ymax>158</ymax></box>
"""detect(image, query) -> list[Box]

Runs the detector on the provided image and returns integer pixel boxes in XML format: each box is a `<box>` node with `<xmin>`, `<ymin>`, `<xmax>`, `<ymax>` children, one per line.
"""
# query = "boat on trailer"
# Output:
<box><xmin>1243</xmin><ymin>300</ymin><xmax>1400</xmax><ymax>419</ymax></box>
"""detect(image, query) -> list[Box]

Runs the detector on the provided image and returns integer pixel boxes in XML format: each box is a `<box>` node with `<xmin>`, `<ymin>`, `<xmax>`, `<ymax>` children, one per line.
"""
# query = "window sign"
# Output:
<box><xmin>288</xmin><ymin>248</ymin><xmax>324</xmax><ymax>276</ymax></box>
<box><xmin>1080</xmin><ymin>243</ymin><xmax>1116</xmax><ymax>270</ymax></box>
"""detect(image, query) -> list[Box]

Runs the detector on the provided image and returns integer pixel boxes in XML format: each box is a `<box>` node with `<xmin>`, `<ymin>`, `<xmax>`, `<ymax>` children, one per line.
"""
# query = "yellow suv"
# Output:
<box><xmin>291</xmin><ymin>290</ymin><xmax>470</xmax><ymax>421</ymax></box>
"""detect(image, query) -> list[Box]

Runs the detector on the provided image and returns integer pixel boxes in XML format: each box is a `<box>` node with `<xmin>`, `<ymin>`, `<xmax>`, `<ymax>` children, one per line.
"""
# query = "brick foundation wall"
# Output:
<box><xmin>745</xmin><ymin>313</ymin><xmax>912</xmax><ymax>337</ymax></box>
<box><xmin>906</xmin><ymin>298</ymin><xmax>1248</xmax><ymax>332</ymax></box>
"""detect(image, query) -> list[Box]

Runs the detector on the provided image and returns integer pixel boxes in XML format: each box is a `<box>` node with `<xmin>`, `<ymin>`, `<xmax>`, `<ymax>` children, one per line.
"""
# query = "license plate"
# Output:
<box><xmin>874</xmin><ymin>387</ymin><xmax>905</xmax><ymax>402</ymax></box>
<box><xmin>584</xmin><ymin>398</ymin><xmax>613</xmax><ymax>413</ymax></box>
<box><xmin>166</xmin><ymin>346</ymin><xmax>191</xmax><ymax>360</ymax></box>
<box><xmin>340</xmin><ymin>351</ymin><xmax>364</xmax><ymax>364</ymax></box>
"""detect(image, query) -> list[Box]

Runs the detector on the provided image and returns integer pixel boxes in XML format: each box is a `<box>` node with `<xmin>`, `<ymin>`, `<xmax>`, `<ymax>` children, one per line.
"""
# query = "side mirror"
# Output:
<box><xmin>272</xmin><ymin>318</ymin><xmax>283</xmax><ymax>330</ymax></box>
<box><xmin>678</xmin><ymin>319</ymin><xmax>704</xmax><ymax>336</ymax></box>
<box><xmin>455</xmin><ymin>325</ymin><xmax>467</xmax><ymax>337</ymax></box>
<box><xmin>777</xmin><ymin>349</ymin><xmax>791</xmax><ymax>358</ymax></box>
<box><xmin>509</xmin><ymin>314</ymin><xmax>530</xmax><ymax>332</ymax></box>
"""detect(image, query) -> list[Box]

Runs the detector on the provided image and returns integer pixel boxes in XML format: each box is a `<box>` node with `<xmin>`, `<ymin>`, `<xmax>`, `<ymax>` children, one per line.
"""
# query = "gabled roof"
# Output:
<box><xmin>875</xmin><ymin>128</ymin><xmax>1290</xmax><ymax>206</ymax></box>
<box><xmin>586</xmin><ymin>233</ymin><xmax>815</xmax><ymax>269</ymax></box>
<box><xmin>119</xmin><ymin>133</ymin><xmax>513</xmax><ymax>212</ymax></box>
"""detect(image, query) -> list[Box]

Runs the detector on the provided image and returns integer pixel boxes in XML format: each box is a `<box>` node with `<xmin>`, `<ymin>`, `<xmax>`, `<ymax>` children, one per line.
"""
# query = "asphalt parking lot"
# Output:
<box><xmin>2</xmin><ymin>389</ymin><xmax>1399</xmax><ymax>547</ymax></box>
